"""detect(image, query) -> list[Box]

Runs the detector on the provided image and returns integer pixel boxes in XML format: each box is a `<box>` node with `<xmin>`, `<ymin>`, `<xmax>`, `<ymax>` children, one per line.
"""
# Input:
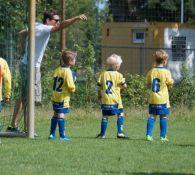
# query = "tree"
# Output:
<box><xmin>108</xmin><ymin>0</ymin><xmax>195</xmax><ymax>22</ymax></box>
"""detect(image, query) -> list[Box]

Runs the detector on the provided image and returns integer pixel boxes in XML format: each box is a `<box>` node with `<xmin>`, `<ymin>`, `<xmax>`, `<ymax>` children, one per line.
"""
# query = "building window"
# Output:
<box><xmin>171</xmin><ymin>36</ymin><xmax>186</xmax><ymax>61</ymax></box>
<box><xmin>132</xmin><ymin>30</ymin><xmax>145</xmax><ymax>43</ymax></box>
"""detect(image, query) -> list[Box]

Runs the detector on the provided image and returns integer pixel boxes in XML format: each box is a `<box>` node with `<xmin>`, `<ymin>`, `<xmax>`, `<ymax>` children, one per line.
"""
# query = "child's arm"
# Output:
<box><xmin>97</xmin><ymin>88</ymin><xmax>102</xmax><ymax>101</ymax></box>
<box><xmin>66</xmin><ymin>70</ymin><xmax>76</xmax><ymax>93</ymax></box>
<box><xmin>166</xmin><ymin>71</ymin><xmax>174</xmax><ymax>89</ymax></box>
<box><xmin>3</xmin><ymin>61</ymin><xmax>11</xmax><ymax>102</ymax></box>
<box><xmin>97</xmin><ymin>74</ymin><xmax>102</xmax><ymax>102</ymax></box>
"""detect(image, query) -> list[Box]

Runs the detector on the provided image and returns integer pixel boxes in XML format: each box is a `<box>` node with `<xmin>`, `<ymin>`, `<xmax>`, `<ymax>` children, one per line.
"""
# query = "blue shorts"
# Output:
<box><xmin>149</xmin><ymin>104</ymin><xmax>170</xmax><ymax>115</ymax></box>
<box><xmin>101</xmin><ymin>104</ymin><xmax>123</xmax><ymax>116</ymax></box>
<box><xmin>53</xmin><ymin>102</ymin><xmax>70</xmax><ymax>114</ymax></box>
<box><xmin>0</xmin><ymin>101</ymin><xmax>3</xmax><ymax>112</ymax></box>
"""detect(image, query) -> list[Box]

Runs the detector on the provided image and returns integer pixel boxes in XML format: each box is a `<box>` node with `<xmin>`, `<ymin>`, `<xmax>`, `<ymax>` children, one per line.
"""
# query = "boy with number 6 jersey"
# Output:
<box><xmin>146</xmin><ymin>49</ymin><xmax>174</xmax><ymax>142</ymax></box>
<box><xmin>97</xmin><ymin>54</ymin><xmax>127</xmax><ymax>139</ymax></box>
<box><xmin>48</xmin><ymin>50</ymin><xmax>77</xmax><ymax>141</ymax></box>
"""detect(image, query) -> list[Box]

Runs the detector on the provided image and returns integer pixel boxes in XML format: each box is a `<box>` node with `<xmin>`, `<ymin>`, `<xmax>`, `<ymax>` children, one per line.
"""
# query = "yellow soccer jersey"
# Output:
<box><xmin>146</xmin><ymin>66</ymin><xmax>174</xmax><ymax>107</ymax></box>
<box><xmin>0</xmin><ymin>57</ymin><xmax>11</xmax><ymax>101</ymax></box>
<box><xmin>98</xmin><ymin>70</ymin><xmax>126</xmax><ymax>109</ymax></box>
<box><xmin>52</xmin><ymin>66</ymin><xmax>75</xmax><ymax>108</ymax></box>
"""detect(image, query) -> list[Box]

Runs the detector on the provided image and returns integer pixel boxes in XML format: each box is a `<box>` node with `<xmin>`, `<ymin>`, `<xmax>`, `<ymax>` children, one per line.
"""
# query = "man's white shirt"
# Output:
<box><xmin>21</xmin><ymin>23</ymin><xmax>53</xmax><ymax>67</ymax></box>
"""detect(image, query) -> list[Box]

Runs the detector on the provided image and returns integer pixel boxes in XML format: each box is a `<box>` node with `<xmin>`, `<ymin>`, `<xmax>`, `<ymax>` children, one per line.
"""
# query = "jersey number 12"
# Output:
<box><xmin>53</xmin><ymin>76</ymin><xmax>64</xmax><ymax>92</ymax></box>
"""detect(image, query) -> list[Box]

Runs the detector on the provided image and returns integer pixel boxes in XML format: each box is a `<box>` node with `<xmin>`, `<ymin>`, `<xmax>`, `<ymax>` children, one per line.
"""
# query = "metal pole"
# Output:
<box><xmin>181</xmin><ymin>0</ymin><xmax>184</xmax><ymax>23</ymax></box>
<box><xmin>61</xmin><ymin>0</ymin><xmax>66</xmax><ymax>50</ymax></box>
<box><xmin>28</xmin><ymin>0</ymin><xmax>35</xmax><ymax>139</ymax></box>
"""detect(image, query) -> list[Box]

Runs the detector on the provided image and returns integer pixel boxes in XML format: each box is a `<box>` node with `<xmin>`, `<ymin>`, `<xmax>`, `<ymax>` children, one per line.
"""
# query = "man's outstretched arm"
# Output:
<box><xmin>51</xmin><ymin>14</ymin><xmax>87</xmax><ymax>32</ymax></box>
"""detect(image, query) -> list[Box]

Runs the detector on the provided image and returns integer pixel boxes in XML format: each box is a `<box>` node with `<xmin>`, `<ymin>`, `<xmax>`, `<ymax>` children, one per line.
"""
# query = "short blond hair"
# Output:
<box><xmin>106</xmin><ymin>54</ymin><xmax>122</xmax><ymax>68</ymax></box>
<box><xmin>153</xmin><ymin>49</ymin><xmax>168</xmax><ymax>64</ymax></box>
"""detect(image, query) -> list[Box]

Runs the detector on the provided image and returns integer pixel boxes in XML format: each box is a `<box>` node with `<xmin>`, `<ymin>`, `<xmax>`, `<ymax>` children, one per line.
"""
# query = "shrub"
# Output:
<box><xmin>122</xmin><ymin>74</ymin><xmax>149</xmax><ymax>107</ymax></box>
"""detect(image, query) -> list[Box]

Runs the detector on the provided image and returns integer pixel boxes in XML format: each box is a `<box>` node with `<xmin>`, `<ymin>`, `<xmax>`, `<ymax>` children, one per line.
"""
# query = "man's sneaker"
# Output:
<box><xmin>117</xmin><ymin>132</ymin><xmax>128</xmax><ymax>139</ymax></box>
<box><xmin>60</xmin><ymin>136</ymin><xmax>71</xmax><ymax>141</ymax></box>
<box><xmin>96</xmin><ymin>133</ymin><xmax>106</xmax><ymax>139</ymax></box>
<box><xmin>6</xmin><ymin>126</ymin><xmax>21</xmax><ymax>133</ymax></box>
<box><xmin>160</xmin><ymin>136</ymin><xmax>169</xmax><ymax>142</ymax></box>
<box><xmin>146</xmin><ymin>135</ymin><xmax>153</xmax><ymax>141</ymax></box>
<box><xmin>48</xmin><ymin>134</ymin><xmax>55</xmax><ymax>140</ymax></box>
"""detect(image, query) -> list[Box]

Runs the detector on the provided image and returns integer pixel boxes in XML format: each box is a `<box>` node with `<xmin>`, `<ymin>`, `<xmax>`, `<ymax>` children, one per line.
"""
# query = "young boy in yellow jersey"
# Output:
<box><xmin>48</xmin><ymin>50</ymin><xmax>77</xmax><ymax>141</ymax></box>
<box><xmin>0</xmin><ymin>57</ymin><xmax>11</xmax><ymax>111</ymax></box>
<box><xmin>146</xmin><ymin>49</ymin><xmax>174</xmax><ymax>142</ymax></box>
<box><xmin>97</xmin><ymin>54</ymin><xmax>127</xmax><ymax>139</ymax></box>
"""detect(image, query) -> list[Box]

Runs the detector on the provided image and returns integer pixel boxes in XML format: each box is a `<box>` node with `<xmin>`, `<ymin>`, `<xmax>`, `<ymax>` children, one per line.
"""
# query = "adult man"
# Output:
<box><xmin>7</xmin><ymin>9</ymin><xmax>87</xmax><ymax>132</ymax></box>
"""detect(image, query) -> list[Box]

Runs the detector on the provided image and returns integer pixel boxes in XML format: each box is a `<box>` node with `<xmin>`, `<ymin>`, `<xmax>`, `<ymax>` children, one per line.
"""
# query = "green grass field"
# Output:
<box><xmin>0</xmin><ymin>107</ymin><xmax>195</xmax><ymax>175</ymax></box>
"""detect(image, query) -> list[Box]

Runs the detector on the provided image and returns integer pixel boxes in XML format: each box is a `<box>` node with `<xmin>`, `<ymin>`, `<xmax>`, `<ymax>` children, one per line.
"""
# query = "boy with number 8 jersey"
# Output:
<box><xmin>48</xmin><ymin>50</ymin><xmax>77</xmax><ymax>141</ymax></box>
<box><xmin>146</xmin><ymin>49</ymin><xmax>174</xmax><ymax>142</ymax></box>
<box><xmin>97</xmin><ymin>54</ymin><xmax>127</xmax><ymax>139</ymax></box>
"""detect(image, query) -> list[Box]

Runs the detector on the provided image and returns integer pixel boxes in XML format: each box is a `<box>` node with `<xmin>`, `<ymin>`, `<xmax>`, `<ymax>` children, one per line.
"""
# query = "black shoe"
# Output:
<box><xmin>96</xmin><ymin>133</ymin><xmax>105</xmax><ymax>139</ymax></box>
<box><xmin>6</xmin><ymin>126</ymin><xmax>22</xmax><ymax>133</ymax></box>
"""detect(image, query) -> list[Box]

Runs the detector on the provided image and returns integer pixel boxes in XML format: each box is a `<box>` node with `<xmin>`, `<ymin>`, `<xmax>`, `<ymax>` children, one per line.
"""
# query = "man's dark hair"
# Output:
<box><xmin>42</xmin><ymin>9</ymin><xmax>58</xmax><ymax>24</ymax></box>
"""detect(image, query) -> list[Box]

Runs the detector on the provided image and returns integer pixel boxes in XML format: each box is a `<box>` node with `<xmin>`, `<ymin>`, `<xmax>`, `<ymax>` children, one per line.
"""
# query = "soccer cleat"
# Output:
<box><xmin>117</xmin><ymin>132</ymin><xmax>128</xmax><ymax>139</ymax></box>
<box><xmin>48</xmin><ymin>134</ymin><xmax>55</xmax><ymax>140</ymax></box>
<box><xmin>160</xmin><ymin>137</ymin><xmax>169</xmax><ymax>142</ymax></box>
<box><xmin>60</xmin><ymin>136</ymin><xmax>71</xmax><ymax>141</ymax></box>
<box><xmin>146</xmin><ymin>135</ymin><xmax>153</xmax><ymax>141</ymax></box>
<box><xmin>96</xmin><ymin>133</ymin><xmax>106</xmax><ymax>139</ymax></box>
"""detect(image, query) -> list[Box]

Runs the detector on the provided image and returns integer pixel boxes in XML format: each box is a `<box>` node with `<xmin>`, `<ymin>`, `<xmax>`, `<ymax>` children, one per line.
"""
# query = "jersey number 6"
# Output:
<box><xmin>152</xmin><ymin>78</ymin><xmax>160</xmax><ymax>93</ymax></box>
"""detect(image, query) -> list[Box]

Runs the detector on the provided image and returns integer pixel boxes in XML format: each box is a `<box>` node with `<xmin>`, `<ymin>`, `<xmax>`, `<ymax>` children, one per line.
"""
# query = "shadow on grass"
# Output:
<box><xmin>71</xmin><ymin>136</ymin><xmax>145</xmax><ymax>141</ymax></box>
<box><xmin>173</xmin><ymin>143</ymin><xmax>195</xmax><ymax>147</ymax></box>
<box><xmin>102</xmin><ymin>171</ymin><xmax>195</xmax><ymax>175</ymax></box>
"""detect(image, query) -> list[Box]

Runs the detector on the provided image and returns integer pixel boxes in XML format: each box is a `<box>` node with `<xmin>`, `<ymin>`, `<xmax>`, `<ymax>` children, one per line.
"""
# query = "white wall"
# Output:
<box><xmin>164</xmin><ymin>28</ymin><xmax>195</xmax><ymax>80</ymax></box>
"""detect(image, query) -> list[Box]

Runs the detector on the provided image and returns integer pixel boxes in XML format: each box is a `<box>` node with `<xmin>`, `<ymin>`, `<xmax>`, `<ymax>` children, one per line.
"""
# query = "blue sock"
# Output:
<box><xmin>100</xmin><ymin>118</ymin><xmax>108</xmax><ymax>136</ymax></box>
<box><xmin>58</xmin><ymin>118</ymin><xmax>65</xmax><ymax>138</ymax></box>
<box><xmin>117</xmin><ymin>116</ymin><xmax>124</xmax><ymax>133</ymax></box>
<box><xmin>50</xmin><ymin>117</ymin><xmax>58</xmax><ymax>136</ymax></box>
<box><xmin>146</xmin><ymin>117</ymin><xmax>156</xmax><ymax>136</ymax></box>
<box><xmin>160</xmin><ymin>117</ymin><xmax>167</xmax><ymax>138</ymax></box>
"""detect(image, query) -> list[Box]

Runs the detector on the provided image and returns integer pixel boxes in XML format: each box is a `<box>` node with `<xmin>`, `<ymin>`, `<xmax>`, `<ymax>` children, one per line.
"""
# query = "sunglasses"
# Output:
<box><xmin>51</xmin><ymin>18</ymin><xmax>59</xmax><ymax>22</ymax></box>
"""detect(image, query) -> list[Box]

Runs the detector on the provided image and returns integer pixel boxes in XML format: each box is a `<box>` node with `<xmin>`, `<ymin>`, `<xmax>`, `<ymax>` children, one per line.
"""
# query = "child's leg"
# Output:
<box><xmin>117</xmin><ymin>113</ymin><xmax>124</xmax><ymax>134</ymax></box>
<box><xmin>146</xmin><ymin>115</ymin><xmax>156</xmax><ymax>137</ymax></box>
<box><xmin>100</xmin><ymin>116</ymin><xmax>108</xmax><ymax>136</ymax></box>
<box><xmin>160</xmin><ymin>115</ymin><xmax>167</xmax><ymax>138</ymax></box>
<box><xmin>56</xmin><ymin>113</ymin><xmax>66</xmax><ymax>138</ymax></box>
<box><xmin>49</xmin><ymin>116</ymin><xmax>58</xmax><ymax>137</ymax></box>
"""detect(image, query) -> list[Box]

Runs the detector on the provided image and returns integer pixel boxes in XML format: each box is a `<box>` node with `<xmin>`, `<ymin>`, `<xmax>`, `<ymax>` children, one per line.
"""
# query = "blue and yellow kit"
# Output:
<box><xmin>146</xmin><ymin>66</ymin><xmax>174</xmax><ymax>115</ymax></box>
<box><xmin>97</xmin><ymin>70</ymin><xmax>126</xmax><ymax>115</ymax></box>
<box><xmin>0</xmin><ymin>57</ymin><xmax>11</xmax><ymax>101</ymax></box>
<box><xmin>52</xmin><ymin>66</ymin><xmax>75</xmax><ymax>113</ymax></box>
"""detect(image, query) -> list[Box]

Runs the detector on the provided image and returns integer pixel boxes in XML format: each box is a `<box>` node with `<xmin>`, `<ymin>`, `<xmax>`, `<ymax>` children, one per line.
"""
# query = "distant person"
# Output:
<box><xmin>0</xmin><ymin>57</ymin><xmax>11</xmax><ymax>111</ymax></box>
<box><xmin>96</xmin><ymin>54</ymin><xmax>127</xmax><ymax>139</ymax></box>
<box><xmin>146</xmin><ymin>49</ymin><xmax>174</xmax><ymax>142</ymax></box>
<box><xmin>7</xmin><ymin>9</ymin><xmax>87</xmax><ymax>132</ymax></box>
<box><xmin>48</xmin><ymin>50</ymin><xmax>76</xmax><ymax>141</ymax></box>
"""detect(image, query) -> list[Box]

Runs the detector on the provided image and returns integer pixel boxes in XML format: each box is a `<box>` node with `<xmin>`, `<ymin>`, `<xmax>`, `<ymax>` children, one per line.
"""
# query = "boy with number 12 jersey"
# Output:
<box><xmin>48</xmin><ymin>50</ymin><xmax>77</xmax><ymax>141</ymax></box>
<box><xmin>146</xmin><ymin>49</ymin><xmax>174</xmax><ymax>142</ymax></box>
<box><xmin>97</xmin><ymin>54</ymin><xmax>127</xmax><ymax>139</ymax></box>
